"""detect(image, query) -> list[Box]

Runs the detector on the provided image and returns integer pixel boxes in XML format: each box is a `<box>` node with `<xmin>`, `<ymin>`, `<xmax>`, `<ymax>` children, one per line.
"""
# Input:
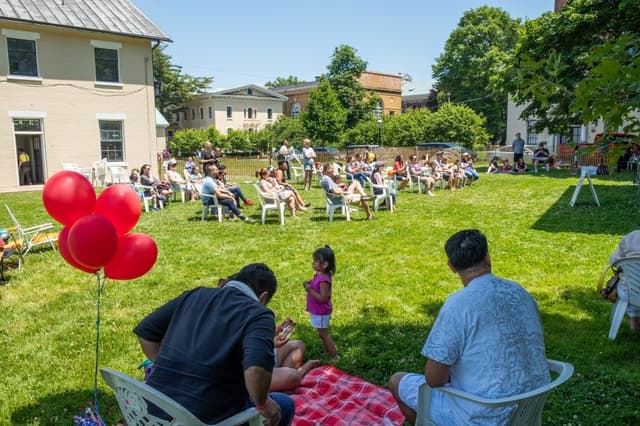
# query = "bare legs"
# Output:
<box><xmin>270</xmin><ymin>340</ymin><xmax>320</xmax><ymax>392</ymax></box>
<box><xmin>388</xmin><ymin>372</ymin><xmax>417</xmax><ymax>425</ymax></box>
<box><xmin>303</xmin><ymin>170</ymin><xmax>313</xmax><ymax>191</ymax></box>
<box><xmin>317</xmin><ymin>327</ymin><xmax>338</xmax><ymax>360</ymax></box>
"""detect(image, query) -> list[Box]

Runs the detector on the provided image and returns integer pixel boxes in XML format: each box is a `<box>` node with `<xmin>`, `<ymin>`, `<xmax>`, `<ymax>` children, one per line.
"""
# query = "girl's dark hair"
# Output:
<box><xmin>313</xmin><ymin>245</ymin><xmax>336</xmax><ymax>276</ymax></box>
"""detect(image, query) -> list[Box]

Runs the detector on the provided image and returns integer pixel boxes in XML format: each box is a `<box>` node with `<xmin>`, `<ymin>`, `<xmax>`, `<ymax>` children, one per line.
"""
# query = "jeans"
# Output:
<box><xmin>248</xmin><ymin>392</ymin><xmax>295</xmax><ymax>425</ymax></box>
<box><xmin>228</xmin><ymin>186</ymin><xmax>247</xmax><ymax>204</ymax></box>
<box><xmin>205</xmin><ymin>197</ymin><xmax>243</xmax><ymax>217</ymax></box>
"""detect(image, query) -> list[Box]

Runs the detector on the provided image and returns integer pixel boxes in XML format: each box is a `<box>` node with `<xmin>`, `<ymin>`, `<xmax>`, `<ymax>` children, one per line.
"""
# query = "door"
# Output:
<box><xmin>13</xmin><ymin>118</ymin><xmax>45</xmax><ymax>185</ymax></box>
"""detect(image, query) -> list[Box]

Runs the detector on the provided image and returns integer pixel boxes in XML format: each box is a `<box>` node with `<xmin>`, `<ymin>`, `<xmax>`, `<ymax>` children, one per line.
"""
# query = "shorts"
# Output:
<box><xmin>304</xmin><ymin>160</ymin><xmax>315</xmax><ymax>171</ymax></box>
<box><xmin>398</xmin><ymin>373</ymin><xmax>426</xmax><ymax>411</ymax></box>
<box><xmin>310</xmin><ymin>313</ymin><xmax>331</xmax><ymax>329</ymax></box>
<box><xmin>345</xmin><ymin>194</ymin><xmax>361</xmax><ymax>203</ymax></box>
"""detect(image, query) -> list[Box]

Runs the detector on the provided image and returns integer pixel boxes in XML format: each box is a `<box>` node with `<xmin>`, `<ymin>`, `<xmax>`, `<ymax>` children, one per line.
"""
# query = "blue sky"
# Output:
<box><xmin>133</xmin><ymin>1</ymin><xmax>551</xmax><ymax>91</ymax></box>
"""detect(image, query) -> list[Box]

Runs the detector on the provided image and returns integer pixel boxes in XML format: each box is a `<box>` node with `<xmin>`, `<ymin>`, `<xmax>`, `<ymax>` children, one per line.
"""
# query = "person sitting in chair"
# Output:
<box><xmin>134</xmin><ymin>263</ymin><xmax>294</xmax><ymax>425</ymax></box>
<box><xmin>320</xmin><ymin>163</ymin><xmax>375</xmax><ymax>221</ymax></box>
<box><xmin>533</xmin><ymin>142</ymin><xmax>555</xmax><ymax>173</ymax></box>
<box><xmin>388</xmin><ymin>229</ymin><xmax>549</xmax><ymax>425</ymax></box>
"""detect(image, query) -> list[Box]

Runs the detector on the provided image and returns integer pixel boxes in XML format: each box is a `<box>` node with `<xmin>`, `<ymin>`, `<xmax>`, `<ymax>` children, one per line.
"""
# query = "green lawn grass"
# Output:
<box><xmin>1</xmin><ymin>169</ymin><xmax>639</xmax><ymax>425</ymax></box>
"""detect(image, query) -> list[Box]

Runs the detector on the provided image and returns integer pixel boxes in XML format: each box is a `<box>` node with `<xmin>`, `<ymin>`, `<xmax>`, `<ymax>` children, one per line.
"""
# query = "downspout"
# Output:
<box><xmin>146</xmin><ymin>41</ymin><xmax>161</xmax><ymax>170</ymax></box>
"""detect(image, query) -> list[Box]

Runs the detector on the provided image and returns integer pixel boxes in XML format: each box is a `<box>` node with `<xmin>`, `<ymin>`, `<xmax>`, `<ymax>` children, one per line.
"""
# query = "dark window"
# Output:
<box><xmin>248</xmin><ymin>108</ymin><xmax>253</xmax><ymax>119</ymax></box>
<box><xmin>526</xmin><ymin>120</ymin><xmax>538</xmax><ymax>145</ymax></box>
<box><xmin>200</xmin><ymin>107</ymin><xmax>204</xmax><ymax>119</ymax></box>
<box><xmin>8</xmin><ymin>38</ymin><xmax>38</xmax><ymax>77</ymax></box>
<box><xmin>267</xmin><ymin>108</ymin><xmax>273</xmax><ymax>120</ymax></box>
<box><xmin>99</xmin><ymin>120</ymin><xmax>124</xmax><ymax>161</ymax></box>
<box><xmin>192</xmin><ymin>109</ymin><xmax>195</xmax><ymax>120</ymax></box>
<box><xmin>208</xmin><ymin>106</ymin><xmax>213</xmax><ymax>119</ymax></box>
<box><xmin>227</xmin><ymin>106</ymin><xmax>232</xmax><ymax>119</ymax></box>
<box><xmin>95</xmin><ymin>48</ymin><xmax>119</xmax><ymax>82</ymax></box>
<box><xmin>183</xmin><ymin>111</ymin><xmax>187</xmax><ymax>120</ymax></box>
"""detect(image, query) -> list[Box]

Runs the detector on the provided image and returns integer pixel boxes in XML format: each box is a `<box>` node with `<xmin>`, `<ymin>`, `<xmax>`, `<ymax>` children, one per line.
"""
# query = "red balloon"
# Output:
<box><xmin>42</xmin><ymin>171</ymin><xmax>96</xmax><ymax>226</ymax></box>
<box><xmin>58</xmin><ymin>227</ymin><xmax>99</xmax><ymax>274</ymax></box>
<box><xmin>94</xmin><ymin>185</ymin><xmax>142</xmax><ymax>236</ymax></box>
<box><xmin>68</xmin><ymin>215</ymin><xmax>118</xmax><ymax>269</ymax></box>
<box><xmin>104</xmin><ymin>233</ymin><xmax>158</xmax><ymax>280</ymax></box>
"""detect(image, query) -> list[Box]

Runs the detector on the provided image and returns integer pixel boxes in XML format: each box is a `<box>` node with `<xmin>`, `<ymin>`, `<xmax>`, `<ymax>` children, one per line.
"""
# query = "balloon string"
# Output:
<box><xmin>93</xmin><ymin>271</ymin><xmax>106</xmax><ymax>422</ymax></box>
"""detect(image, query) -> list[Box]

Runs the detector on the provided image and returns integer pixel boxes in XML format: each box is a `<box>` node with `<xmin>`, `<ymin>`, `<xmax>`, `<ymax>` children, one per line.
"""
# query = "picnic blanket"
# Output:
<box><xmin>290</xmin><ymin>365</ymin><xmax>405</xmax><ymax>426</ymax></box>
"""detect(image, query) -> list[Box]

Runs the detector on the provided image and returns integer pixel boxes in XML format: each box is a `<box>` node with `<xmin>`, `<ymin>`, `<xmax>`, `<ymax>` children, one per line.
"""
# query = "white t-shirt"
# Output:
<box><xmin>423</xmin><ymin>273</ymin><xmax>550</xmax><ymax>425</ymax></box>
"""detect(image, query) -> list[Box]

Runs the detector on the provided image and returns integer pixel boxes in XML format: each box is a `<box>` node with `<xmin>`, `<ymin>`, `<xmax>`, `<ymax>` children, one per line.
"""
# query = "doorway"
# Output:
<box><xmin>13</xmin><ymin>118</ymin><xmax>45</xmax><ymax>185</ymax></box>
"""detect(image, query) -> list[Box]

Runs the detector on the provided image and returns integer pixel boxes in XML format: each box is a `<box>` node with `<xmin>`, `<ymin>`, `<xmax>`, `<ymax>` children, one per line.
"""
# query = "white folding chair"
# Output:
<box><xmin>416</xmin><ymin>359</ymin><xmax>574</xmax><ymax>426</ymax></box>
<box><xmin>254</xmin><ymin>184</ymin><xmax>285</xmax><ymax>225</ymax></box>
<box><xmin>101</xmin><ymin>368</ymin><xmax>262</xmax><ymax>426</ymax></box>
<box><xmin>4</xmin><ymin>204</ymin><xmax>58</xmax><ymax>255</ymax></box>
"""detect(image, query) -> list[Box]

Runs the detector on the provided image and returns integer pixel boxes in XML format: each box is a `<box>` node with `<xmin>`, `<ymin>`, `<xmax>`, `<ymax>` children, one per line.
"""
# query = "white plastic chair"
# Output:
<box><xmin>109</xmin><ymin>166</ymin><xmax>127</xmax><ymax>184</ymax></box>
<box><xmin>200</xmin><ymin>193</ymin><xmax>226</xmax><ymax>222</ymax></box>
<box><xmin>607</xmin><ymin>257</ymin><xmax>640</xmax><ymax>339</ymax></box>
<box><xmin>325</xmin><ymin>193</ymin><xmax>351</xmax><ymax>222</ymax></box>
<box><xmin>4</xmin><ymin>204</ymin><xmax>58</xmax><ymax>255</ymax></box>
<box><xmin>290</xmin><ymin>159</ymin><xmax>304</xmax><ymax>185</ymax></box>
<box><xmin>416</xmin><ymin>359</ymin><xmax>574</xmax><ymax>426</ymax></box>
<box><xmin>135</xmin><ymin>184</ymin><xmax>164</xmax><ymax>212</ymax></box>
<box><xmin>92</xmin><ymin>159</ymin><xmax>108</xmax><ymax>187</ymax></box>
<box><xmin>407</xmin><ymin>168</ymin><xmax>423</xmax><ymax>194</ymax></box>
<box><xmin>366</xmin><ymin>177</ymin><xmax>395</xmax><ymax>212</ymax></box>
<box><xmin>101</xmin><ymin>368</ymin><xmax>262</xmax><ymax>426</ymax></box>
<box><xmin>254</xmin><ymin>184</ymin><xmax>285</xmax><ymax>225</ymax></box>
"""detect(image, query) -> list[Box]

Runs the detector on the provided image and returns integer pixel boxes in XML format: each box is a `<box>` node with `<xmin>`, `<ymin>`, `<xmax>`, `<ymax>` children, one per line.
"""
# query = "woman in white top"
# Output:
<box><xmin>302</xmin><ymin>138</ymin><xmax>316</xmax><ymax>191</ymax></box>
<box><xmin>257</xmin><ymin>168</ymin><xmax>298</xmax><ymax>216</ymax></box>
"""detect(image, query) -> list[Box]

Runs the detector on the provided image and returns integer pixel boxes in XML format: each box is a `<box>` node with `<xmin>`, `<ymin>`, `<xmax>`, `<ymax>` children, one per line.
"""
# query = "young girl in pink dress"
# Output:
<box><xmin>304</xmin><ymin>246</ymin><xmax>338</xmax><ymax>360</ymax></box>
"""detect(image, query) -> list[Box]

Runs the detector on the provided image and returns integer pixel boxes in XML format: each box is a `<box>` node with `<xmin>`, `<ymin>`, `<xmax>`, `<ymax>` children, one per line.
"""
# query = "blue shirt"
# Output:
<box><xmin>201</xmin><ymin>176</ymin><xmax>218</xmax><ymax>204</ymax></box>
<box><xmin>423</xmin><ymin>273</ymin><xmax>550</xmax><ymax>425</ymax></box>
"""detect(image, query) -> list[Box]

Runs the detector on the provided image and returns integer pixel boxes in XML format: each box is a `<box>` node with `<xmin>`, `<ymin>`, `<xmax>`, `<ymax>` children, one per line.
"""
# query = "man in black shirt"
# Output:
<box><xmin>134</xmin><ymin>263</ymin><xmax>294</xmax><ymax>425</ymax></box>
<box><xmin>533</xmin><ymin>142</ymin><xmax>555</xmax><ymax>173</ymax></box>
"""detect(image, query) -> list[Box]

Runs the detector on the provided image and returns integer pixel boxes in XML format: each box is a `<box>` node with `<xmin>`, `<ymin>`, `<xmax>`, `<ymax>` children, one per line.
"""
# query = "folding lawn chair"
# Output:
<box><xmin>4</xmin><ymin>204</ymin><xmax>58</xmax><ymax>255</ymax></box>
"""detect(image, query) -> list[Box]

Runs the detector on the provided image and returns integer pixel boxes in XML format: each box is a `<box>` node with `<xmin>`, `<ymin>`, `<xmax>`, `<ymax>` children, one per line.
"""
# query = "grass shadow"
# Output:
<box><xmin>532</xmin><ymin>183</ymin><xmax>640</xmax><ymax>235</ymax></box>
<box><xmin>11</xmin><ymin>388</ymin><xmax>121</xmax><ymax>425</ymax></box>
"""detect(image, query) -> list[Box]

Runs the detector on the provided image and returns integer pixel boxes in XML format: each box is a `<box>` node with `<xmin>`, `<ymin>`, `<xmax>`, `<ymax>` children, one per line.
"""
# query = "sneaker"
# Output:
<box><xmin>151</xmin><ymin>206</ymin><xmax>160</xmax><ymax>212</ymax></box>
<box><xmin>427</xmin><ymin>191</ymin><xmax>435</xmax><ymax>196</ymax></box>
<box><xmin>244</xmin><ymin>200</ymin><xmax>255</xmax><ymax>206</ymax></box>
<box><xmin>243</xmin><ymin>217</ymin><xmax>254</xmax><ymax>223</ymax></box>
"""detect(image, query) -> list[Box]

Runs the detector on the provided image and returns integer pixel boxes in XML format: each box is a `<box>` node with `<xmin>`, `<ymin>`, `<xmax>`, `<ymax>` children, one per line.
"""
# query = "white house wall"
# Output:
<box><xmin>1</xmin><ymin>21</ymin><xmax>159</xmax><ymax>192</ymax></box>
<box><xmin>177</xmin><ymin>94</ymin><xmax>285</xmax><ymax>135</ymax></box>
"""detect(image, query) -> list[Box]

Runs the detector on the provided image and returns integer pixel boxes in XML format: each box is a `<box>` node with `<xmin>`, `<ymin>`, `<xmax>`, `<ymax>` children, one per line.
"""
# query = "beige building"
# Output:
<box><xmin>275</xmin><ymin>71</ymin><xmax>403</xmax><ymax>118</ymax></box>
<box><xmin>175</xmin><ymin>84</ymin><xmax>287</xmax><ymax>135</ymax></box>
<box><xmin>0</xmin><ymin>0</ymin><xmax>170</xmax><ymax>192</ymax></box>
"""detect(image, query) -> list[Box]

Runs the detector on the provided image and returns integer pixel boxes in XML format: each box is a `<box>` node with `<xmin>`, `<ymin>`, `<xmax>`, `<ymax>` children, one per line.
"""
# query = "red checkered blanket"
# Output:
<box><xmin>290</xmin><ymin>365</ymin><xmax>405</xmax><ymax>426</ymax></box>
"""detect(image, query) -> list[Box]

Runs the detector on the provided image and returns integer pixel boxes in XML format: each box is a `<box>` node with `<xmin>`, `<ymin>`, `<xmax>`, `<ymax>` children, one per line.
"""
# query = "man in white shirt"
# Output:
<box><xmin>388</xmin><ymin>229</ymin><xmax>549</xmax><ymax>425</ymax></box>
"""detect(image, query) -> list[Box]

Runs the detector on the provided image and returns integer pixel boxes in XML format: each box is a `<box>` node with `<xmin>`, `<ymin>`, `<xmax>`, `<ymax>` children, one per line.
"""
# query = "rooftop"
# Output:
<box><xmin>0</xmin><ymin>0</ymin><xmax>170</xmax><ymax>41</ymax></box>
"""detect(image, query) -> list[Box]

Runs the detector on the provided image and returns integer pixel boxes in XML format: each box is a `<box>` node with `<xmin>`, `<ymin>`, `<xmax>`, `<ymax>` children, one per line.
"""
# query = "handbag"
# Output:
<box><xmin>598</xmin><ymin>265</ymin><xmax>620</xmax><ymax>303</ymax></box>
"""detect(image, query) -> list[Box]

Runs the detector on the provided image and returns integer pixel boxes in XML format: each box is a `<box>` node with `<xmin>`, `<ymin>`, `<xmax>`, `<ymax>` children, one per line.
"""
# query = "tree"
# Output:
<box><xmin>325</xmin><ymin>45</ymin><xmax>374</xmax><ymax>129</ymax></box>
<box><xmin>425</xmin><ymin>103</ymin><xmax>490</xmax><ymax>150</ymax></box>
<box><xmin>153</xmin><ymin>45</ymin><xmax>213</xmax><ymax>122</ymax></box>
<box><xmin>170</xmin><ymin>128</ymin><xmax>208</xmax><ymax>156</ymax></box>
<box><xmin>432</xmin><ymin>6</ymin><xmax>520</xmax><ymax>143</ymax></box>
<box><xmin>507</xmin><ymin>0</ymin><xmax>640</xmax><ymax>135</ymax></box>
<box><xmin>301</xmin><ymin>79</ymin><xmax>347</xmax><ymax>144</ymax></box>
<box><xmin>264</xmin><ymin>75</ymin><xmax>302</xmax><ymax>88</ymax></box>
